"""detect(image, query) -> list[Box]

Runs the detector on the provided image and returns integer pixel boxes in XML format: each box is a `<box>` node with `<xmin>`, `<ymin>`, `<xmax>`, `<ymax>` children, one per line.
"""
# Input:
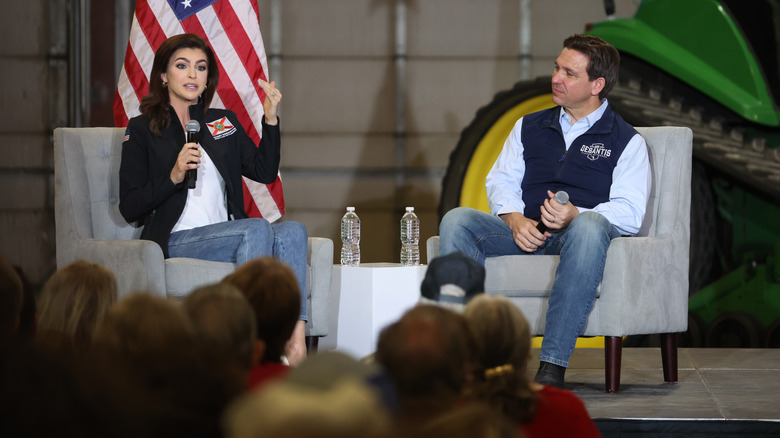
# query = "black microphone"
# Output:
<box><xmin>185</xmin><ymin>120</ymin><xmax>200</xmax><ymax>189</ymax></box>
<box><xmin>536</xmin><ymin>190</ymin><xmax>570</xmax><ymax>233</ymax></box>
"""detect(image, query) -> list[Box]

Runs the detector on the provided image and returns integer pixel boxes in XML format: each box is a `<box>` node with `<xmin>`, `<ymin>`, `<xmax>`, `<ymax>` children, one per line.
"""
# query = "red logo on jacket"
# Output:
<box><xmin>207</xmin><ymin>117</ymin><xmax>237</xmax><ymax>140</ymax></box>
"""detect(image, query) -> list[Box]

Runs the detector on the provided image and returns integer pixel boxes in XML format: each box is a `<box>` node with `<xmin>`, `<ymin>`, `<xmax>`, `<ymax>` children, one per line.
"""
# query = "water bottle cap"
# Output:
<box><xmin>406</xmin><ymin>207</ymin><xmax>414</xmax><ymax>212</ymax></box>
<box><xmin>346</xmin><ymin>206</ymin><xmax>355</xmax><ymax>212</ymax></box>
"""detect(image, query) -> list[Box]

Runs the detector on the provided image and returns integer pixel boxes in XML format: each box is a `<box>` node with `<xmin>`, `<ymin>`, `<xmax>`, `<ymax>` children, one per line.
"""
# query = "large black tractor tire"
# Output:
<box><xmin>438</xmin><ymin>76</ymin><xmax>553</xmax><ymax>220</ymax></box>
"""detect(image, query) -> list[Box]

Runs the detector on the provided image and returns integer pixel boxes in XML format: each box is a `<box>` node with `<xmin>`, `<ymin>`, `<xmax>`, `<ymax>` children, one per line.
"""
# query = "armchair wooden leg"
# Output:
<box><xmin>661</xmin><ymin>333</ymin><xmax>678</xmax><ymax>383</ymax></box>
<box><xmin>605</xmin><ymin>336</ymin><xmax>622</xmax><ymax>393</ymax></box>
<box><xmin>305</xmin><ymin>336</ymin><xmax>319</xmax><ymax>353</ymax></box>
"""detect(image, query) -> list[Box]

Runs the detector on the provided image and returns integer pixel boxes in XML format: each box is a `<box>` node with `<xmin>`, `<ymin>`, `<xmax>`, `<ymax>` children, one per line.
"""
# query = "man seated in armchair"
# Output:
<box><xmin>439</xmin><ymin>34</ymin><xmax>651</xmax><ymax>388</ymax></box>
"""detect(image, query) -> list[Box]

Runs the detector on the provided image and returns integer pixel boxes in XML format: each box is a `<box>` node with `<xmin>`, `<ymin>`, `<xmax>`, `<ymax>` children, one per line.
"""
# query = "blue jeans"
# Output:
<box><xmin>439</xmin><ymin>207</ymin><xmax>620</xmax><ymax>367</ymax></box>
<box><xmin>168</xmin><ymin>218</ymin><xmax>309</xmax><ymax>320</ymax></box>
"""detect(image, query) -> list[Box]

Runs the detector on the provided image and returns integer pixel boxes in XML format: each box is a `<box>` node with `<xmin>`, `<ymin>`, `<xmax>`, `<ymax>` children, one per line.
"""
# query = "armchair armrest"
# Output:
<box><xmin>597</xmin><ymin>235</ymin><xmax>688</xmax><ymax>335</ymax></box>
<box><xmin>427</xmin><ymin>236</ymin><xmax>441</xmax><ymax>262</ymax></box>
<box><xmin>306</xmin><ymin>237</ymin><xmax>334</xmax><ymax>337</ymax></box>
<box><xmin>66</xmin><ymin>238</ymin><xmax>167</xmax><ymax>298</ymax></box>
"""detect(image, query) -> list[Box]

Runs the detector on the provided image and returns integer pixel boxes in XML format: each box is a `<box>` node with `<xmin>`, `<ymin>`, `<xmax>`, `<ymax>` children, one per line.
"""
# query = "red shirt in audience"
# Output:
<box><xmin>521</xmin><ymin>385</ymin><xmax>601</xmax><ymax>438</ymax></box>
<box><xmin>247</xmin><ymin>361</ymin><xmax>290</xmax><ymax>390</ymax></box>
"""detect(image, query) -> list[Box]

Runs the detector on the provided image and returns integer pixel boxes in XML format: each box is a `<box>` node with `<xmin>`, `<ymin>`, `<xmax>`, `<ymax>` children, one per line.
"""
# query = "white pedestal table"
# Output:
<box><xmin>321</xmin><ymin>263</ymin><xmax>427</xmax><ymax>359</ymax></box>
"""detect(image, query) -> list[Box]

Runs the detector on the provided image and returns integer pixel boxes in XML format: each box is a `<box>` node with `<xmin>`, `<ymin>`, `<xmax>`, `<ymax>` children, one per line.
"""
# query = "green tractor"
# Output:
<box><xmin>439</xmin><ymin>0</ymin><xmax>780</xmax><ymax>347</ymax></box>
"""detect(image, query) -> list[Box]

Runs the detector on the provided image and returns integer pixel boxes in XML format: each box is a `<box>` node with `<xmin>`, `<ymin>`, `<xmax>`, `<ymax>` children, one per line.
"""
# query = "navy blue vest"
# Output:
<box><xmin>520</xmin><ymin>105</ymin><xmax>637</xmax><ymax>221</ymax></box>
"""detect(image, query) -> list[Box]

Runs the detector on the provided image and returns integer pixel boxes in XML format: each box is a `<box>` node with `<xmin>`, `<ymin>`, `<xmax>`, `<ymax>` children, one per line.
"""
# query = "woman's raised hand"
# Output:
<box><xmin>258</xmin><ymin>79</ymin><xmax>282</xmax><ymax>125</ymax></box>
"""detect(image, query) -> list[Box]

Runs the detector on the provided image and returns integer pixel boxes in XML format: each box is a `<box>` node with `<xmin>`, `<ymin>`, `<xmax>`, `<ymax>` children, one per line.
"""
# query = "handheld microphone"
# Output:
<box><xmin>185</xmin><ymin>120</ymin><xmax>200</xmax><ymax>189</ymax></box>
<box><xmin>536</xmin><ymin>190</ymin><xmax>569</xmax><ymax>233</ymax></box>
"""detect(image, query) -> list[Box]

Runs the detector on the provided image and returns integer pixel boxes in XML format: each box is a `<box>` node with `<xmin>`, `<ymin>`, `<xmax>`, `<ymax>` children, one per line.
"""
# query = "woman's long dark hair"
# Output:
<box><xmin>140</xmin><ymin>33</ymin><xmax>219</xmax><ymax>137</ymax></box>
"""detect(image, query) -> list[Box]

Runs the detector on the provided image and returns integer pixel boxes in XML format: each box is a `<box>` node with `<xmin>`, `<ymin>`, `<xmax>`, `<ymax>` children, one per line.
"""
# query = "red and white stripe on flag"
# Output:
<box><xmin>113</xmin><ymin>0</ymin><xmax>285</xmax><ymax>222</ymax></box>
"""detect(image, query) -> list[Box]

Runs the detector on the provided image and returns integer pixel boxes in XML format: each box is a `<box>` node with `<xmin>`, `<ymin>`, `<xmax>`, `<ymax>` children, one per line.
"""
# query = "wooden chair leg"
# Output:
<box><xmin>605</xmin><ymin>336</ymin><xmax>622</xmax><ymax>393</ymax></box>
<box><xmin>660</xmin><ymin>333</ymin><xmax>678</xmax><ymax>383</ymax></box>
<box><xmin>305</xmin><ymin>336</ymin><xmax>319</xmax><ymax>353</ymax></box>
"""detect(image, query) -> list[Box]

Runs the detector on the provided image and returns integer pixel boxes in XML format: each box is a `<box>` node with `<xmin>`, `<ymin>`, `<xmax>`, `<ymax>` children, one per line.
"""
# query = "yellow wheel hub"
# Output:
<box><xmin>460</xmin><ymin>94</ymin><xmax>555</xmax><ymax>212</ymax></box>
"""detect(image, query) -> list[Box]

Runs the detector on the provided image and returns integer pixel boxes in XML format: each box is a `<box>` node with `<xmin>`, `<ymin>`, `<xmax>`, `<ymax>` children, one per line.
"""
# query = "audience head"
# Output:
<box><xmin>287</xmin><ymin>351</ymin><xmax>400</xmax><ymax>416</ymax></box>
<box><xmin>93</xmin><ymin>293</ymin><xmax>243</xmax><ymax>438</ymax></box>
<box><xmin>222</xmin><ymin>257</ymin><xmax>301</xmax><ymax>363</ymax></box>
<box><xmin>0</xmin><ymin>256</ymin><xmax>24</xmax><ymax>344</ymax></box>
<box><xmin>463</xmin><ymin>294</ymin><xmax>536</xmax><ymax>423</ymax></box>
<box><xmin>224</xmin><ymin>374</ymin><xmax>392</xmax><ymax>438</ymax></box>
<box><xmin>182</xmin><ymin>282</ymin><xmax>257</xmax><ymax>371</ymax></box>
<box><xmin>286</xmin><ymin>351</ymin><xmax>379</xmax><ymax>389</ymax></box>
<box><xmin>37</xmin><ymin>260</ymin><xmax>118</xmax><ymax>347</ymax></box>
<box><xmin>375</xmin><ymin>305</ymin><xmax>476</xmax><ymax>423</ymax></box>
<box><xmin>93</xmin><ymin>293</ymin><xmax>194</xmax><ymax>361</ymax></box>
<box><xmin>420</xmin><ymin>252</ymin><xmax>485</xmax><ymax>311</ymax></box>
<box><xmin>414</xmin><ymin>402</ymin><xmax>523</xmax><ymax>438</ymax></box>
<box><xmin>0</xmin><ymin>333</ymin><xmax>122</xmax><ymax>438</ymax></box>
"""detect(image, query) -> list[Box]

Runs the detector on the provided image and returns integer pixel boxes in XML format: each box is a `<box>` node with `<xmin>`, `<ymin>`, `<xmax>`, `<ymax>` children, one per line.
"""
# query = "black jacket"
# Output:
<box><xmin>119</xmin><ymin>102</ymin><xmax>280</xmax><ymax>257</ymax></box>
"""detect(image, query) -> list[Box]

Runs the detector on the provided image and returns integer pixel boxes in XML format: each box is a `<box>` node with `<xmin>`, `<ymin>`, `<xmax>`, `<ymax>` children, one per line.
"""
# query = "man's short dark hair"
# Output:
<box><xmin>563</xmin><ymin>34</ymin><xmax>620</xmax><ymax>99</ymax></box>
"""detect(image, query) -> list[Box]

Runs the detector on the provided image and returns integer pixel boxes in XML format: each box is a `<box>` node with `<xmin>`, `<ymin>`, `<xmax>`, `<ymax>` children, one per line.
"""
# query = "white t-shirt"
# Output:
<box><xmin>172</xmin><ymin>145</ymin><xmax>228</xmax><ymax>232</ymax></box>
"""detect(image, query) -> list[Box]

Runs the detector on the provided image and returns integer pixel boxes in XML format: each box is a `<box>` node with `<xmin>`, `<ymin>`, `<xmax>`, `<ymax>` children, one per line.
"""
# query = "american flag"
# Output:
<box><xmin>113</xmin><ymin>0</ymin><xmax>285</xmax><ymax>221</ymax></box>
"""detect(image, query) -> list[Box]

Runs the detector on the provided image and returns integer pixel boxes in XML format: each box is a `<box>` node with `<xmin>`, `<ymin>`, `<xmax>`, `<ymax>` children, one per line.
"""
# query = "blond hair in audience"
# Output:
<box><xmin>463</xmin><ymin>294</ymin><xmax>537</xmax><ymax>423</ymax></box>
<box><xmin>37</xmin><ymin>260</ymin><xmax>118</xmax><ymax>346</ymax></box>
<box><xmin>224</xmin><ymin>379</ymin><xmax>392</xmax><ymax>438</ymax></box>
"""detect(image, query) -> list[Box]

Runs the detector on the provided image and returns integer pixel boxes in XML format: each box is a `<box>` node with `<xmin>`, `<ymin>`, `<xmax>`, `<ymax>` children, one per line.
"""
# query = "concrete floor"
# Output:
<box><xmin>533</xmin><ymin>348</ymin><xmax>780</xmax><ymax>421</ymax></box>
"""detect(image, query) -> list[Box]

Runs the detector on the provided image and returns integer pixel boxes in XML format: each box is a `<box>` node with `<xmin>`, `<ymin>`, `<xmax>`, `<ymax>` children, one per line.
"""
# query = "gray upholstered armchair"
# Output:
<box><xmin>53</xmin><ymin>127</ymin><xmax>333</xmax><ymax>345</ymax></box>
<box><xmin>428</xmin><ymin>126</ymin><xmax>693</xmax><ymax>392</ymax></box>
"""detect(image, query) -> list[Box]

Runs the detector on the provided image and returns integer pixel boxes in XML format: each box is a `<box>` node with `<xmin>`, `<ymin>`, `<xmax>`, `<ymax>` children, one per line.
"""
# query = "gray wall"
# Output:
<box><xmin>0</xmin><ymin>0</ymin><xmax>67</xmax><ymax>284</ymax></box>
<box><xmin>270</xmin><ymin>0</ymin><xmax>639</xmax><ymax>264</ymax></box>
<box><xmin>0</xmin><ymin>0</ymin><xmax>639</xmax><ymax>285</ymax></box>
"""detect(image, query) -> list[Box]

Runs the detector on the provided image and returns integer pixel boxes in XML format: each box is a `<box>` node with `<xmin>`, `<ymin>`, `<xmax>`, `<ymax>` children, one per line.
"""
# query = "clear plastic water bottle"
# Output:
<box><xmin>400</xmin><ymin>206</ymin><xmax>420</xmax><ymax>266</ymax></box>
<box><xmin>340</xmin><ymin>206</ymin><xmax>360</xmax><ymax>266</ymax></box>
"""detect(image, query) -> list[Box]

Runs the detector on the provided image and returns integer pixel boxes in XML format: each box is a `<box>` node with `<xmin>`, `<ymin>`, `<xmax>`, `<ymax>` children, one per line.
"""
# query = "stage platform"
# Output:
<box><xmin>535</xmin><ymin>347</ymin><xmax>780</xmax><ymax>436</ymax></box>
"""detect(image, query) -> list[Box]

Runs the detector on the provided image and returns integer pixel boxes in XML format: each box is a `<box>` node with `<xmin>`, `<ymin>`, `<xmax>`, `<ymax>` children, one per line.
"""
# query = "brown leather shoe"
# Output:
<box><xmin>533</xmin><ymin>361</ymin><xmax>566</xmax><ymax>388</ymax></box>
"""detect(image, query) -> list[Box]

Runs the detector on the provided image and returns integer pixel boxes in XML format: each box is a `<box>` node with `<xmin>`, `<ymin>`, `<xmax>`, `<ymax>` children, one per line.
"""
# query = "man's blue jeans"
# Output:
<box><xmin>168</xmin><ymin>218</ymin><xmax>309</xmax><ymax>320</ymax></box>
<box><xmin>439</xmin><ymin>207</ymin><xmax>620</xmax><ymax>367</ymax></box>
